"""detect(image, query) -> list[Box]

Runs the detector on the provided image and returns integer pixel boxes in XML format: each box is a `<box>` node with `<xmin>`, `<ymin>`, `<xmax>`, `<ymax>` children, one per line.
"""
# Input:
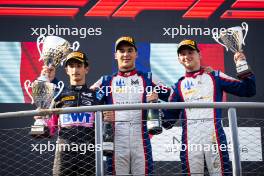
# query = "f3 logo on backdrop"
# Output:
<box><xmin>0</xmin><ymin>0</ymin><xmax>263</xmax><ymax>19</ymax></box>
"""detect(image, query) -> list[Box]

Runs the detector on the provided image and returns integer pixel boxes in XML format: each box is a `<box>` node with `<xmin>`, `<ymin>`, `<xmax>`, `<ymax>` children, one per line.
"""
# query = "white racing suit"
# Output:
<box><xmin>163</xmin><ymin>69</ymin><xmax>256</xmax><ymax>176</ymax></box>
<box><xmin>92</xmin><ymin>69</ymin><xmax>170</xmax><ymax>175</ymax></box>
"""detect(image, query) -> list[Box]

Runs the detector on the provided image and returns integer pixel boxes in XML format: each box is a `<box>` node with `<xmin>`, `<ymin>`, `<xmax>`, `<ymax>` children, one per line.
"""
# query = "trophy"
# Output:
<box><xmin>212</xmin><ymin>22</ymin><xmax>252</xmax><ymax>78</ymax></box>
<box><xmin>24</xmin><ymin>80</ymin><xmax>64</xmax><ymax>137</ymax></box>
<box><xmin>37</xmin><ymin>35</ymin><xmax>80</xmax><ymax>75</ymax></box>
<box><xmin>147</xmin><ymin>100</ymin><xmax>163</xmax><ymax>135</ymax></box>
<box><xmin>25</xmin><ymin>35</ymin><xmax>79</xmax><ymax>137</ymax></box>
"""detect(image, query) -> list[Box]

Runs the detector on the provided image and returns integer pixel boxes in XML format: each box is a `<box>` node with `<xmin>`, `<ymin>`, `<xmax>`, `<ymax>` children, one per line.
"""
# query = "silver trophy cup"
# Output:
<box><xmin>25</xmin><ymin>35</ymin><xmax>79</xmax><ymax>136</ymax></box>
<box><xmin>37</xmin><ymin>35</ymin><xmax>80</xmax><ymax>81</ymax></box>
<box><xmin>212</xmin><ymin>22</ymin><xmax>252</xmax><ymax>78</ymax></box>
<box><xmin>24</xmin><ymin>80</ymin><xmax>64</xmax><ymax>136</ymax></box>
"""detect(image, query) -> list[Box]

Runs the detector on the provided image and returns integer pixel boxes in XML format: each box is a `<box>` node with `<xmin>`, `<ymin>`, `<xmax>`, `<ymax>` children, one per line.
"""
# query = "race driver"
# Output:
<box><xmin>38</xmin><ymin>51</ymin><xmax>102</xmax><ymax>176</ymax></box>
<box><xmin>163</xmin><ymin>39</ymin><xmax>256</xmax><ymax>176</ymax></box>
<box><xmin>91</xmin><ymin>36</ymin><xmax>170</xmax><ymax>175</ymax></box>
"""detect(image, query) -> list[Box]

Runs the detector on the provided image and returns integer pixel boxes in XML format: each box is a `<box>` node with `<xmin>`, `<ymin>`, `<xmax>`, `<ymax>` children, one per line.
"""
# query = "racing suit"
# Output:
<box><xmin>92</xmin><ymin>69</ymin><xmax>170</xmax><ymax>175</ymax></box>
<box><xmin>47</xmin><ymin>85</ymin><xmax>102</xmax><ymax>176</ymax></box>
<box><xmin>163</xmin><ymin>69</ymin><xmax>256</xmax><ymax>176</ymax></box>
<box><xmin>51</xmin><ymin>78</ymin><xmax>60</xmax><ymax>86</ymax></box>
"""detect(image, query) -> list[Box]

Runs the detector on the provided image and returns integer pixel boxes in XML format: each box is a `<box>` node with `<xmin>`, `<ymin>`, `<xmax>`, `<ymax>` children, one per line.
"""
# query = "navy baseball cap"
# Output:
<box><xmin>115</xmin><ymin>36</ymin><xmax>137</xmax><ymax>51</ymax></box>
<box><xmin>177</xmin><ymin>39</ymin><xmax>200</xmax><ymax>54</ymax></box>
<box><xmin>65</xmin><ymin>51</ymin><xmax>88</xmax><ymax>66</ymax></box>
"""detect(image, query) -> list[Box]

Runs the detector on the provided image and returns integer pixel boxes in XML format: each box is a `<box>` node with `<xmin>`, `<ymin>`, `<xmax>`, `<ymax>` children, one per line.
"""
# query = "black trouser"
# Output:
<box><xmin>53</xmin><ymin>127</ymin><xmax>95</xmax><ymax>176</ymax></box>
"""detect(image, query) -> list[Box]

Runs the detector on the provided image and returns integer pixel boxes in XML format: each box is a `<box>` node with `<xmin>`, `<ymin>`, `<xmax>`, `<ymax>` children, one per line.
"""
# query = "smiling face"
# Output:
<box><xmin>115</xmin><ymin>43</ymin><xmax>137</xmax><ymax>72</ymax></box>
<box><xmin>65</xmin><ymin>60</ymin><xmax>89</xmax><ymax>85</ymax></box>
<box><xmin>178</xmin><ymin>48</ymin><xmax>201</xmax><ymax>72</ymax></box>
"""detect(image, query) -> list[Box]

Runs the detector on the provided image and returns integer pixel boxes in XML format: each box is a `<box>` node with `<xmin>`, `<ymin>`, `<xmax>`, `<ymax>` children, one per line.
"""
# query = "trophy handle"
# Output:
<box><xmin>212</xmin><ymin>32</ymin><xmax>229</xmax><ymax>51</ymax></box>
<box><xmin>37</xmin><ymin>35</ymin><xmax>45</xmax><ymax>61</ymax></box>
<box><xmin>241</xmin><ymin>22</ymin><xmax>248</xmax><ymax>45</ymax></box>
<box><xmin>49</xmin><ymin>81</ymin><xmax>64</xmax><ymax>109</ymax></box>
<box><xmin>71</xmin><ymin>41</ymin><xmax>80</xmax><ymax>51</ymax></box>
<box><xmin>24</xmin><ymin>80</ymin><xmax>34</xmax><ymax>104</ymax></box>
<box><xmin>54</xmin><ymin>81</ymin><xmax>64</xmax><ymax>100</ymax></box>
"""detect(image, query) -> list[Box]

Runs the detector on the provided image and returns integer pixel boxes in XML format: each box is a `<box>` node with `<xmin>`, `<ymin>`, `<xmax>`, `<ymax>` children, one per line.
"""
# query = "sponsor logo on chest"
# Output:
<box><xmin>181</xmin><ymin>75</ymin><xmax>214</xmax><ymax>102</ymax></box>
<box><xmin>61</xmin><ymin>112</ymin><xmax>94</xmax><ymax>124</ymax></box>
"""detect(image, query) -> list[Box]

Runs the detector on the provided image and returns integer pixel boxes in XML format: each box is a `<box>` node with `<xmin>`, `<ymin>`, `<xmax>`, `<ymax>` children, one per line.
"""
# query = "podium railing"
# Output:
<box><xmin>0</xmin><ymin>102</ymin><xmax>264</xmax><ymax>176</ymax></box>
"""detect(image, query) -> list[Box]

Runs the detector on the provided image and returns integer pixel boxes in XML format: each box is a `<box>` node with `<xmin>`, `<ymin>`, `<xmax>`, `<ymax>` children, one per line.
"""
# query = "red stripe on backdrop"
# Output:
<box><xmin>20</xmin><ymin>42</ymin><xmax>42</xmax><ymax>103</ymax></box>
<box><xmin>199</xmin><ymin>44</ymin><xmax>226</xmax><ymax>101</ymax></box>
<box><xmin>199</xmin><ymin>44</ymin><xmax>225</xmax><ymax>72</ymax></box>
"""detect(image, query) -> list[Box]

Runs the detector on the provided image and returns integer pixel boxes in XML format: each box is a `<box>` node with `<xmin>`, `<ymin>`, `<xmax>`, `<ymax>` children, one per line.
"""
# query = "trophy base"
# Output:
<box><xmin>148</xmin><ymin>127</ymin><xmax>163</xmax><ymax>135</ymax></box>
<box><xmin>236</xmin><ymin>60</ymin><xmax>253</xmax><ymax>79</ymax></box>
<box><xmin>236</xmin><ymin>64</ymin><xmax>253</xmax><ymax>79</ymax></box>
<box><xmin>29</xmin><ymin>125</ymin><xmax>50</xmax><ymax>138</ymax></box>
<box><xmin>103</xmin><ymin>142</ymin><xmax>114</xmax><ymax>156</ymax></box>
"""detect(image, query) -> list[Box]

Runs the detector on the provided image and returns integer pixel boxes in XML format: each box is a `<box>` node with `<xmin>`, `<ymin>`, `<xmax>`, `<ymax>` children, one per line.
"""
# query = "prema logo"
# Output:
<box><xmin>0</xmin><ymin>0</ymin><xmax>263</xmax><ymax>19</ymax></box>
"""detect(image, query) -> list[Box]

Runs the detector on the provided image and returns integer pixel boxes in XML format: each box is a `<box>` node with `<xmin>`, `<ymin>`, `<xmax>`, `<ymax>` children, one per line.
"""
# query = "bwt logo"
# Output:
<box><xmin>0</xmin><ymin>0</ymin><xmax>263</xmax><ymax>19</ymax></box>
<box><xmin>62</xmin><ymin>112</ymin><xmax>93</xmax><ymax>123</ymax></box>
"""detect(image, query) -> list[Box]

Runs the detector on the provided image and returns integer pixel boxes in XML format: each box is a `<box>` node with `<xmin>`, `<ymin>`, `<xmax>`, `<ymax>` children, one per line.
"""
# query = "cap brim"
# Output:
<box><xmin>65</xmin><ymin>57</ymin><xmax>86</xmax><ymax>66</ymax></box>
<box><xmin>115</xmin><ymin>41</ymin><xmax>136</xmax><ymax>51</ymax></box>
<box><xmin>177</xmin><ymin>45</ymin><xmax>198</xmax><ymax>53</ymax></box>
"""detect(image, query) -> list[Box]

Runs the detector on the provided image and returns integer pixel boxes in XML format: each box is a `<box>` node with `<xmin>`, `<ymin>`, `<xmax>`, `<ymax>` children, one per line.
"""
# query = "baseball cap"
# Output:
<box><xmin>177</xmin><ymin>39</ymin><xmax>200</xmax><ymax>54</ymax></box>
<box><xmin>115</xmin><ymin>36</ymin><xmax>137</xmax><ymax>51</ymax></box>
<box><xmin>65</xmin><ymin>51</ymin><xmax>88</xmax><ymax>66</ymax></box>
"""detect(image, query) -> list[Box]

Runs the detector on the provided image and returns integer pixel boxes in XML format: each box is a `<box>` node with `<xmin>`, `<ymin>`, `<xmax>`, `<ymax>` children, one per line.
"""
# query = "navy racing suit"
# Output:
<box><xmin>47</xmin><ymin>85</ymin><xmax>102</xmax><ymax>176</ymax></box>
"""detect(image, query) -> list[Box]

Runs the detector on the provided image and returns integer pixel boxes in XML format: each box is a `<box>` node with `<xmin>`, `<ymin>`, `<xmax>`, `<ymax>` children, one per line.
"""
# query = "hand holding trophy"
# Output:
<box><xmin>24</xmin><ymin>35</ymin><xmax>80</xmax><ymax>137</ymax></box>
<box><xmin>212</xmin><ymin>22</ymin><xmax>252</xmax><ymax>79</ymax></box>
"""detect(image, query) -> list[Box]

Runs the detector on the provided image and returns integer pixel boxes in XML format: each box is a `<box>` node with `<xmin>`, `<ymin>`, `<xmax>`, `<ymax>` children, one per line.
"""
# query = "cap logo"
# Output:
<box><xmin>67</xmin><ymin>52</ymin><xmax>84</xmax><ymax>60</ymax></box>
<box><xmin>116</xmin><ymin>36</ymin><xmax>134</xmax><ymax>45</ymax></box>
<box><xmin>181</xmin><ymin>40</ymin><xmax>195</xmax><ymax>46</ymax></box>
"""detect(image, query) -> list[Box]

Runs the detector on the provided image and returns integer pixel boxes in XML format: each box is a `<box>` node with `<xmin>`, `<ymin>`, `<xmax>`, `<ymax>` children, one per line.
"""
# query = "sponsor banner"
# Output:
<box><xmin>151</xmin><ymin>127</ymin><xmax>262</xmax><ymax>162</ymax></box>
